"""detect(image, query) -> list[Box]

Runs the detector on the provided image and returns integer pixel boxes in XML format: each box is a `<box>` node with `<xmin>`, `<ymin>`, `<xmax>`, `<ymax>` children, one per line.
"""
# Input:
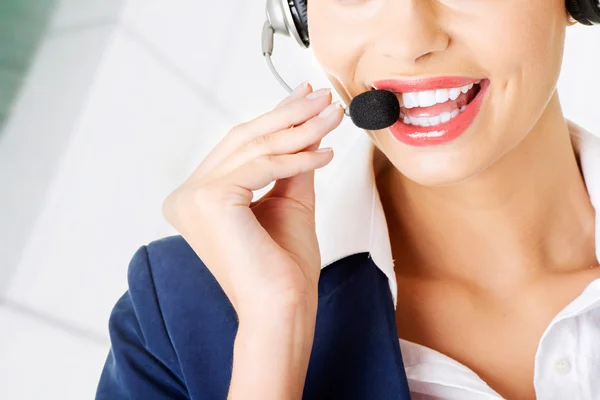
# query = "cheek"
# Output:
<box><xmin>309</xmin><ymin>16</ymin><xmax>368</xmax><ymax>87</ymax></box>
<box><xmin>448</xmin><ymin>0</ymin><xmax>565</xmax><ymax>140</ymax></box>
<box><xmin>311</xmin><ymin>37</ymin><xmax>360</xmax><ymax>85</ymax></box>
<box><xmin>459</xmin><ymin>0</ymin><xmax>565</xmax><ymax>87</ymax></box>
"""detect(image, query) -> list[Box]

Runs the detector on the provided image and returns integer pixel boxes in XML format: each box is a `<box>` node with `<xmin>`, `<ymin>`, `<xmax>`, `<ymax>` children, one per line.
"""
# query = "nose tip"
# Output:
<box><xmin>385</xmin><ymin>30</ymin><xmax>449</xmax><ymax>64</ymax></box>
<box><xmin>379</xmin><ymin>3</ymin><xmax>450</xmax><ymax>64</ymax></box>
<box><xmin>383</xmin><ymin>47</ymin><xmax>440</xmax><ymax>64</ymax></box>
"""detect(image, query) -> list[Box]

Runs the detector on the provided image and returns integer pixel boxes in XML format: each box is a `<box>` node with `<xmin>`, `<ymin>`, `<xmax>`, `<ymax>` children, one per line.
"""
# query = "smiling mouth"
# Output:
<box><xmin>391</xmin><ymin>81</ymin><xmax>482</xmax><ymax>127</ymax></box>
<box><xmin>370</xmin><ymin>77</ymin><xmax>490</xmax><ymax>146</ymax></box>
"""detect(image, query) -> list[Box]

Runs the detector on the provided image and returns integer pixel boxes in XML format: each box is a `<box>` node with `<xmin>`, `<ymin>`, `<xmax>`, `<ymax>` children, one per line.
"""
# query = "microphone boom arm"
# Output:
<box><xmin>262</xmin><ymin>21</ymin><xmax>351</xmax><ymax>116</ymax></box>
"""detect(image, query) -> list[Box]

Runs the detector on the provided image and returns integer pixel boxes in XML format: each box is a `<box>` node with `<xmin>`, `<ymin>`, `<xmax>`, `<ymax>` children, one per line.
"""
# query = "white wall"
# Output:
<box><xmin>0</xmin><ymin>2</ymin><xmax>598</xmax><ymax>399</ymax></box>
<box><xmin>559</xmin><ymin>24</ymin><xmax>600</xmax><ymax>130</ymax></box>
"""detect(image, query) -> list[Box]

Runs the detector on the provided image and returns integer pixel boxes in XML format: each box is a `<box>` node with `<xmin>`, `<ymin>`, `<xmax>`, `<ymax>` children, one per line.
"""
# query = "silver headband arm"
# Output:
<box><xmin>262</xmin><ymin>21</ymin><xmax>350</xmax><ymax>116</ymax></box>
<box><xmin>262</xmin><ymin>22</ymin><xmax>293</xmax><ymax>94</ymax></box>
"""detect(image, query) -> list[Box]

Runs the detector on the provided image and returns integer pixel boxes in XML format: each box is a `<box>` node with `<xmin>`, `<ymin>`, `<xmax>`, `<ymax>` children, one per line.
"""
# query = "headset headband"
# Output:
<box><xmin>267</xmin><ymin>0</ymin><xmax>600</xmax><ymax>49</ymax></box>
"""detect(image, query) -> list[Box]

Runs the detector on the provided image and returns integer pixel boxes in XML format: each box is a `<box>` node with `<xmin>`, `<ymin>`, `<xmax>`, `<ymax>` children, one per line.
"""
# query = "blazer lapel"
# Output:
<box><xmin>303</xmin><ymin>253</ymin><xmax>411</xmax><ymax>400</ymax></box>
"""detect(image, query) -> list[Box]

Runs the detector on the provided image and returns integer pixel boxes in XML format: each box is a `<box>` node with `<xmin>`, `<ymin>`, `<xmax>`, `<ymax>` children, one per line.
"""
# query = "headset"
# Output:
<box><xmin>262</xmin><ymin>0</ymin><xmax>600</xmax><ymax>88</ymax></box>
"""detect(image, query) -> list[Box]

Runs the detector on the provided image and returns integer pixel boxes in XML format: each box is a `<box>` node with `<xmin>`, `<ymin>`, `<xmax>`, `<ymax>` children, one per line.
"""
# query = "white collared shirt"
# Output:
<box><xmin>313</xmin><ymin>120</ymin><xmax>600</xmax><ymax>399</ymax></box>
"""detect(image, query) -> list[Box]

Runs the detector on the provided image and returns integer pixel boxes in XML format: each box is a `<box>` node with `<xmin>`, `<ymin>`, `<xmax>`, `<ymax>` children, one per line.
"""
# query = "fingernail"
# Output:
<box><xmin>306</xmin><ymin>88</ymin><xmax>331</xmax><ymax>100</ymax></box>
<box><xmin>290</xmin><ymin>81</ymin><xmax>308</xmax><ymax>97</ymax></box>
<box><xmin>318</xmin><ymin>101</ymin><xmax>340</xmax><ymax>118</ymax></box>
<box><xmin>316</xmin><ymin>147</ymin><xmax>333</xmax><ymax>153</ymax></box>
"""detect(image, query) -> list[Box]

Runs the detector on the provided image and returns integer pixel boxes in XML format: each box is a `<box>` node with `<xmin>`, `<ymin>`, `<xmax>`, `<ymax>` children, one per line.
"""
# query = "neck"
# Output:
<box><xmin>379</xmin><ymin>93</ymin><xmax>597</xmax><ymax>291</ymax></box>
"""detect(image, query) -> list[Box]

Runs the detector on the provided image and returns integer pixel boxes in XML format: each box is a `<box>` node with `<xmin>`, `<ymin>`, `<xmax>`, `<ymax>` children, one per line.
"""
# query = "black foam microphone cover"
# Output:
<box><xmin>348</xmin><ymin>90</ymin><xmax>400</xmax><ymax>130</ymax></box>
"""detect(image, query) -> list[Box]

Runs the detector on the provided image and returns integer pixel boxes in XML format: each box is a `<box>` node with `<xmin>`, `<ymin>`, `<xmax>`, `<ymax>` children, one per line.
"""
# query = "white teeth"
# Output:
<box><xmin>448</xmin><ymin>88</ymin><xmax>461</xmax><ymax>101</ymax></box>
<box><xmin>428</xmin><ymin>115</ymin><xmax>441</xmax><ymax>126</ymax></box>
<box><xmin>417</xmin><ymin>90</ymin><xmax>437</xmax><ymax>107</ymax></box>
<box><xmin>402</xmin><ymin>92</ymin><xmax>419</xmax><ymax>108</ymax></box>
<box><xmin>403</xmin><ymin>107</ymin><xmax>463</xmax><ymax>127</ymax></box>
<box><xmin>401</xmin><ymin>83</ymin><xmax>478</xmax><ymax>108</ymax></box>
<box><xmin>460</xmin><ymin>83</ymin><xmax>474</xmax><ymax>94</ymax></box>
<box><xmin>435</xmin><ymin>89</ymin><xmax>449</xmax><ymax>103</ymax></box>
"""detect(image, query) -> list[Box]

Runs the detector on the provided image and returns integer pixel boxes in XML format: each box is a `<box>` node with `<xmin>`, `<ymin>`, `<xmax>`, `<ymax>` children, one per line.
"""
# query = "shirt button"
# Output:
<box><xmin>554</xmin><ymin>358</ymin><xmax>571</xmax><ymax>375</ymax></box>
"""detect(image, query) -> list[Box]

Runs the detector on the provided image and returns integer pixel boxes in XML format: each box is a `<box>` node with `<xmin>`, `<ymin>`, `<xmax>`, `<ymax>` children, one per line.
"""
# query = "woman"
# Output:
<box><xmin>96</xmin><ymin>0</ymin><xmax>600</xmax><ymax>399</ymax></box>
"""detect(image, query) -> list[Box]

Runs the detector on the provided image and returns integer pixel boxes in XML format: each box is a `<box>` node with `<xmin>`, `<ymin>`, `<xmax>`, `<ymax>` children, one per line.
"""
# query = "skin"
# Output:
<box><xmin>307</xmin><ymin>0</ymin><xmax>598</xmax><ymax>398</ymax></box>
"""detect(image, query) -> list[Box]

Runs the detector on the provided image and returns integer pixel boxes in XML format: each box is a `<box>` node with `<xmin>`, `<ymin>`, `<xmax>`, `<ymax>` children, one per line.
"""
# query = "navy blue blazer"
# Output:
<box><xmin>96</xmin><ymin>235</ymin><xmax>411</xmax><ymax>399</ymax></box>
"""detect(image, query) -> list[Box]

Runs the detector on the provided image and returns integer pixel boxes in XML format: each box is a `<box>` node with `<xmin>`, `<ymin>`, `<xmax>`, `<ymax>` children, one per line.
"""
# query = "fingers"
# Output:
<box><xmin>215</xmin><ymin>101</ymin><xmax>343</xmax><ymax>178</ymax></box>
<box><xmin>275</xmin><ymin>81</ymin><xmax>311</xmax><ymax>108</ymax></box>
<box><xmin>236</xmin><ymin>88</ymin><xmax>333</xmax><ymax>142</ymax></box>
<box><xmin>249</xmin><ymin>139</ymin><xmax>323</xmax><ymax>210</ymax></box>
<box><xmin>191</xmin><ymin>86</ymin><xmax>334</xmax><ymax>179</ymax></box>
<box><xmin>223</xmin><ymin>147</ymin><xmax>334</xmax><ymax>194</ymax></box>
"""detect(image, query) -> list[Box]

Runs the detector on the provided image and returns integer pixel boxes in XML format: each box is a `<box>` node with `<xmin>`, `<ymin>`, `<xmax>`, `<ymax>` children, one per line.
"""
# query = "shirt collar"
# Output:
<box><xmin>315</xmin><ymin>121</ymin><xmax>600</xmax><ymax>307</ymax></box>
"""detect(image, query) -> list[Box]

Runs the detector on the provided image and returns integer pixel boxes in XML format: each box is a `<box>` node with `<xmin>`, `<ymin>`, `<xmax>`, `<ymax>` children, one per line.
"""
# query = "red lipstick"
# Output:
<box><xmin>370</xmin><ymin>77</ymin><xmax>490</xmax><ymax>147</ymax></box>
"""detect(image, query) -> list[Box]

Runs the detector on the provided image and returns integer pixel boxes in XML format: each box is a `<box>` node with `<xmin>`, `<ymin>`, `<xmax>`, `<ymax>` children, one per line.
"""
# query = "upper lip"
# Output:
<box><xmin>369</xmin><ymin>76</ymin><xmax>483</xmax><ymax>93</ymax></box>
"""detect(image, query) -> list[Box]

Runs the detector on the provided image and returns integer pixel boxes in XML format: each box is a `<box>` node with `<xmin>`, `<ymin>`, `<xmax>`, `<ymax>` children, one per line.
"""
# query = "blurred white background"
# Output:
<box><xmin>0</xmin><ymin>1</ymin><xmax>598</xmax><ymax>399</ymax></box>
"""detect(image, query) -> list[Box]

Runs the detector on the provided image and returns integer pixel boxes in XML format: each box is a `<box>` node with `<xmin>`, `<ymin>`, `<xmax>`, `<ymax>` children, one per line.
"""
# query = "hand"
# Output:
<box><xmin>162</xmin><ymin>82</ymin><xmax>344</xmax><ymax>318</ymax></box>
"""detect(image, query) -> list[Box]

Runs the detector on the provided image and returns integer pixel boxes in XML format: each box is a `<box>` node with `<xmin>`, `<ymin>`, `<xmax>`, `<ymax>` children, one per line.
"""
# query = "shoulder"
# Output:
<box><xmin>126</xmin><ymin>235</ymin><xmax>236</xmax><ymax>336</ymax></box>
<box><xmin>126</xmin><ymin>234</ymin><xmax>238</xmax><ymax>348</ymax></box>
<box><xmin>101</xmin><ymin>235</ymin><xmax>237</xmax><ymax>399</ymax></box>
<box><xmin>130</xmin><ymin>235</ymin><xmax>230</xmax><ymax>308</ymax></box>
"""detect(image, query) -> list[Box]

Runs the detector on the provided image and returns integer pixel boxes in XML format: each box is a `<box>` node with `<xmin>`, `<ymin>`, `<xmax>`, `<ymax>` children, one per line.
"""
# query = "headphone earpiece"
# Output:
<box><xmin>291</xmin><ymin>0</ymin><xmax>309</xmax><ymax>44</ymax></box>
<box><xmin>265</xmin><ymin>0</ymin><xmax>309</xmax><ymax>48</ymax></box>
<box><xmin>566</xmin><ymin>0</ymin><xmax>600</xmax><ymax>25</ymax></box>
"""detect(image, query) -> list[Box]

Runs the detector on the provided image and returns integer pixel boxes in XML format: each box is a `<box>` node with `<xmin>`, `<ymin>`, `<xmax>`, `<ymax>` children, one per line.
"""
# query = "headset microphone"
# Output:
<box><xmin>261</xmin><ymin>21</ymin><xmax>401</xmax><ymax>131</ymax></box>
<box><xmin>348</xmin><ymin>90</ymin><xmax>401</xmax><ymax>131</ymax></box>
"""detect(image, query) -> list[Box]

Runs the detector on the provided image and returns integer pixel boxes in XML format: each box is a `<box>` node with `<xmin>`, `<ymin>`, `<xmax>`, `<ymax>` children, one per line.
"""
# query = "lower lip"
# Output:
<box><xmin>389</xmin><ymin>79</ymin><xmax>490</xmax><ymax>147</ymax></box>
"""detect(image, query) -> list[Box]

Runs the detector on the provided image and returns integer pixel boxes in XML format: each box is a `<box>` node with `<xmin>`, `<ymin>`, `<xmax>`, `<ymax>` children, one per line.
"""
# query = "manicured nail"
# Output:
<box><xmin>316</xmin><ymin>147</ymin><xmax>333</xmax><ymax>153</ymax></box>
<box><xmin>290</xmin><ymin>81</ymin><xmax>308</xmax><ymax>97</ymax></box>
<box><xmin>306</xmin><ymin>88</ymin><xmax>331</xmax><ymax>100</ymax></box>
<box><xmin>318</xmin><ymin>101</ymin><xmax>340</xmax><ymax>118</ymax></box>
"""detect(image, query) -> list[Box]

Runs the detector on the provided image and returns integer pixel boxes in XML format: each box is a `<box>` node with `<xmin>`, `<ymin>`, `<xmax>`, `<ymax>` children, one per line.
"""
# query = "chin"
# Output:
<box><xmin>376</xmin><ymin>114</ymin><xmax>512</xmax><ymax>188</ymax></box>
<box><xmin>389</xmin><ymin>150</ymin><xmax>488</xmax><ymax>188</ymax></box>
